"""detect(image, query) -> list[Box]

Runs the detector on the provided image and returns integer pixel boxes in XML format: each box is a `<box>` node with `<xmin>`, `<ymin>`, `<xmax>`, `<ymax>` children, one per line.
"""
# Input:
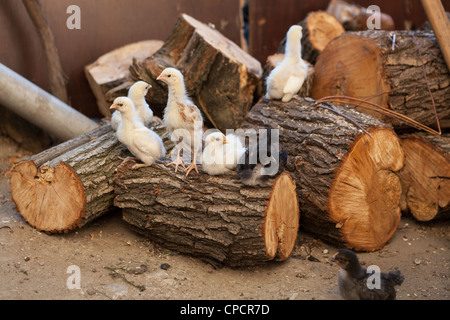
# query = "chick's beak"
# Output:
<box><xmin>329</xmin><ymin>252</ymin><xmax>337</xmax><ymax>263</ymax></box>
<box><xmin>110</xmin><ymin>104</ymin><xmax>117</xmax><ymax>110</ymax></box>
<box><xmin>223</xmin><ymin>137</ymin><xmax>228</xmax><ymax>144</ymax></box>
<box><xmin>156</xmin><ymin>75</ymin><xmax>163</xmax><ymax>81</ymax></box>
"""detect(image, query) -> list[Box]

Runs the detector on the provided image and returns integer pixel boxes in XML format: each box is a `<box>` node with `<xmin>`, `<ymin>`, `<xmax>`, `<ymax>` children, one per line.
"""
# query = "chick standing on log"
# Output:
<box><xmin>202</xmin><ymin>132</ymin><xmax>246</xmax><ymax>176</ymax></box>
<box><xmin>236</xmin><ymin>128</ymin><xmax>287</xmax><ymax>186</ymax></box>
<box><xmin>111</xmin><ymin>81</ymin><xmax>154</xmax><ymax>131</ymax></box>
<box><xmin>157</xmin><ymin>68</ymin><xmax>204</xmax><ymax>176</ymax></box>
<box><xmin>110</xmin><ymin>96</ymin><xmax>166</xmax><ymax>169</ymax></box>
<box><xmin>329</xmin><ymin>249</ymin><xmax>404</xmax><ymax>300</ymax></box>
<box><xmin>266</xmin><ymin>25</ymin><xmax>308</xmax><ymax>102</ymax></box>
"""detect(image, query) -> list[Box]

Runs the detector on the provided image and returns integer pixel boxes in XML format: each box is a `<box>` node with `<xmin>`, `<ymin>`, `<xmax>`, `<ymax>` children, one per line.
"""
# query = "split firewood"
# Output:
<box><xmin>311</xmin><ymin>30</ymin><xmax>450</xmax><ymax>130</ymax></box>
<box><xmin>9</xmin><ymin>122</ymin><xmax>173</xmax><ymax>233</ymax></box>
<box><xmin>326</xmin><ymin>0</ymin><xmax>395</xmax><ymax>31</ymax></box>
<box><xmin>85</xmin><ymin>40</ymin><xmax>164</xmax><ymax>118</ymax></box>
<box><xmin>397</xmin><ymin>132</ymin><xmax>450</xmax><ymax>221</ymax></box>
<box><xmin>242</xmin><ymin>96</ymin><xmax>404</xmax><ymax>252</ymax></box>
<box><xmin>114</xmin><ymin>158</ymin><xmax>299</xmax><ymax>267</ymax></box>
<box><xmin>125</xmin><ymin>13</ymin><xmax>262</xmax><ymax>132</ymax></box>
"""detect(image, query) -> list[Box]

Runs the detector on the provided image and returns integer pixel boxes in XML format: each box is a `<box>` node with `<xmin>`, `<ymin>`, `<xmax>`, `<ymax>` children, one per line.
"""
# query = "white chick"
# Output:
<box><xmin>265</xmin><ymin>25</ymin><xmax>308</xmax><ymax>102</ymax></box>
<box><xmin>202</xmin><ymin>132</ymin><xmax>246</xmax><ymax>175</ymax></box>
<box><xmin>110</xmin><ymin>96</ymin><xmax>166</xmax><ymax>169</ymax></box>
<box><xmin>157</xmin><ymin>67</ymin><xmax>204</xmax><ymax>176</ymax></box>
<box><xmin>111</xmin><ymin>81</ymin><xmax>154</xmax><ymax>131</ymax></box>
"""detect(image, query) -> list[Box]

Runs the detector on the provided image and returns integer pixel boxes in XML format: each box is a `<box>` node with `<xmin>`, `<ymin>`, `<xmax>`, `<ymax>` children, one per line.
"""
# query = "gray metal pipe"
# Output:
<box><xmin>0</xmin><ymin>63</ymin><xmax>98</xmax><ymax>141</ymax></box>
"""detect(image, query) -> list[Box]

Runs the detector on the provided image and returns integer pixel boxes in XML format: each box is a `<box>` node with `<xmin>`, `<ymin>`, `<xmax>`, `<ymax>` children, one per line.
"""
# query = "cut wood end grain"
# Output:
<box><xmin>312</xmin><ymin>33</ymin><xmax>390</xmax><ymax>117</ymax></box>
<box><xmin>10</xmin><ymin>161</ymin><xmax>86</xmax><ymax>233</ymax></box>
<box><xmin>305</xmin><ymin>11</ymin><xmax>345</xmax><ymax>51</ymax></box>
<box><xmin>264</xmin><ymin>172</ymin><xmax>299</xmax><ymax>261</ymax></box>
<box><xmin>328</xmin><ymin>127</ymin><xmax>404</xmax><ymax>251</ymax></box>
<box><xmin>398</xmin><ymin>133</ymin><xmax>450</xmax><ymax>221</ymax></box>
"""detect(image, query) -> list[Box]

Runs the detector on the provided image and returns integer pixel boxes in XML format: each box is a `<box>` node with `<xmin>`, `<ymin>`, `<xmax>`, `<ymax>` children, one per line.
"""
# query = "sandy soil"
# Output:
<box><xmin>0</xmin><ymin>135</ymin><xmax>448</xmax><ymax>301</ymax></box>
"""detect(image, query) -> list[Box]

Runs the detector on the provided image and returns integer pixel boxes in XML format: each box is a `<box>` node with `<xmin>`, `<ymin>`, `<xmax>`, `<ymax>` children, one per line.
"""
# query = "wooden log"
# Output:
<box><xmin>84</xmin><ymin>40</ymin><xmax>164</xmax><ymax>118</ymax></box>
<box><xmin>126</xmin><ymin>13</ymin><xmax>263</xmax><ymax>132</ymax></box>
<box><xmin>9</xmin><ymin>122</ymin><xmax>173</xmax><ymax>233</ymax></box>
<box><xmin>242</xmin><ymin>96</ymin><xmax>404</xmax><ymax>252</ymax></box>
<box><xmin>277</xmin><ymin>11</ymin><xmax>344</xmax><ymax>65</ymax></box>
<box><xmin>311</xmin><ymin>30</ymin><xmax>450</xmax><ymax>130</ymax></box>
<box><xmin>113</xmin><ymin>158</ymin><xmax>299</xmax><ymax>267</ymax></box>
<box><xmin>326</xmin><ymin>0</ymin><xmax>395</xmax><ymax>31</ymax></box>
<box><xmin>0</xmin><ymin>63</ymin><xmax>98</xmax><ymax>142</ymax></box>
<box><xmin>397</xmin><ymin>132</ymin><xmax>450</xmax><ymax>221</ymax></box>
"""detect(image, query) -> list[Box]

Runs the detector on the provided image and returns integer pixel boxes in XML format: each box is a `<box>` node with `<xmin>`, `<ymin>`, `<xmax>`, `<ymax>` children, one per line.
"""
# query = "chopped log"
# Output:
<box><xmin>277</xmin><ymin>11</ymin><xmax>344</xmax><ymax>65</ymax></box>
<box><xmin>326</xmin><ymin>0</ymin><xmax>395</xmax><ymax>31</ymax></box>
<box><xmin>262</xmin><ymin>53</ymin><xmax>314</xmax><ymax>98</ymax></box>
<box><xmin>397</xmin><ymin>132</ymin><xmax>450</xmax><ymax>221</ymax></box>
<box><xmin>85</xmin><ymin>40</ymin><xmax>164</xmax><ymax>118</ymax></box>
<box><xmin>126</xmin><ymin>13</ymin><xmax>263</xmax><ymax>132</ymax></box>
<box><xmin>113</xmin><ymin>158</ymin><xmax>299</xmax><ymax>267</ymax></box>
<box><xmin>0</xmin><ymin>63</ymin><xmax>98</xmax><ymax>142</ymax></box>
<box><xmin>311</xmin><ymin>30</ymin><xmax>450</xmax><ymax>130</ymax></box>
<box><xmin>242</xmin><ymin>96</ymin><xmax>404</xmax><ymax>252</ymax></box>
<box><xmin>9</xmin><ymin>122</ymin><xmax>173</xmax><ymax>233</ymax></box>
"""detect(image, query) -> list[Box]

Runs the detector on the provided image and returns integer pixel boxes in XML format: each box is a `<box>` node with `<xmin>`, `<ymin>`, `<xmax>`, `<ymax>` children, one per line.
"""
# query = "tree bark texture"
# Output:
<box><xmin>242</xmin><ymin>96</ymin><xmax>405</xmax><ymax>251</ymax></box>
<box><xmin>127</xmin><ymin>13</ymin><xmax>263</xmax><ymax>133</ymax></box>
<box><xmin>9</xmin><ymin>122</ymin><xmax>173</xmax><ymax>233</ymax></box>
<box><xmin>311</xmin><ymin>30</ymin><xmax>450</xmax><ymax>130</ymax></box>
<box><xmin>113</xmin><ymin>158</ymin><xmax>300</xmax><ymax>267</ymax></box>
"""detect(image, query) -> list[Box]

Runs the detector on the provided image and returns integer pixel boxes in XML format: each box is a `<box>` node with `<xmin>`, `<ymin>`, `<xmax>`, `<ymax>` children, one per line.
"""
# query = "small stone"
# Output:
<box><xmin>24</xmin><ymin>256</ymin><xmax>30</xmax><ymax>262</ymax></box>
<box><xmin>414</xmin><ymin>258</ymin><xmax>421</xmax><ymax>265</ymax></box>
<box><xmin>323</xmin><ymin>249</ymin><xmax>328</xmax><ymax>254</ymax></box>
<box><xmin>160</xmin><ymin>263</ymin><xmax>171</xmax><ymax>270</ymax></box>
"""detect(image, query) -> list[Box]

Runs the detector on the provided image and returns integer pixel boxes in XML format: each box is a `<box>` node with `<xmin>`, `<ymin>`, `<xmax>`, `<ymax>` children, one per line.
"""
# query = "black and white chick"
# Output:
<box><xmin>110</xmin><ymin>96</ymin><xmax>166</xmax><ymax>169</ymax></box>
<box><xmin>329</xmin><ymin>249</ymin><xmax>404</xmax><ymax>300</ymax></box>
<box><xmin>265</xmin><ymin>25</ymin><xmax>308</xmax><ymax>102</ymax></box>
<box><xmin>235</xmin><ymin>128</ymin><xmax>287</xmax><ymax>186</ymax></box>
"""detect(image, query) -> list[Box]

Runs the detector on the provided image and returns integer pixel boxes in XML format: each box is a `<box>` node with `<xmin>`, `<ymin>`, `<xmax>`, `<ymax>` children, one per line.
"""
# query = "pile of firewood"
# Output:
<box><xmin>9</xmin><ymin>2</ymin><xmax>450</xmax><ymax>267</ymax></box>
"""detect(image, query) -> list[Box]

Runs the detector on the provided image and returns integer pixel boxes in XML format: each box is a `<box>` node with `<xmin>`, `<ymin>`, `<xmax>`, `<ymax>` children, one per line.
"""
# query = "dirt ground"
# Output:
<box><xmin>0</xmin><ymin>135</ymin><xmax>448</xmax><ymax>301</ymax></box>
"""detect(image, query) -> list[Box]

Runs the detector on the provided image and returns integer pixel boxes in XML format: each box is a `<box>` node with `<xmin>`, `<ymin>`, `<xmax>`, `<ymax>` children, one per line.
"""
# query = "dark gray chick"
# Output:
<box><xmin>329</xmin><ymin>249</ymin><xmax>404</xmax><ymax>300</ymax></box>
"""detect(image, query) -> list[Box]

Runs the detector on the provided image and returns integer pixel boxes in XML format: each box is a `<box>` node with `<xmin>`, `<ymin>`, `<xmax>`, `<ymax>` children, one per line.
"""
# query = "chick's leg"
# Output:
<box><xmin>185</xmin><ymin>149</ymin><xmax>199</xmax><ymax>176</ymax></box>
<box><xmin>166</xmin><ymin>144</ymin><xmax>185</xmax><ymax>172</ymax></box>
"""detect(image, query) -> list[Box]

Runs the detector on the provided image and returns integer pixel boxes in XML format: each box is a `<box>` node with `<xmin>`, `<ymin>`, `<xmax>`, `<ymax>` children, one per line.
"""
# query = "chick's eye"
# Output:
<box><xmin>167</xmin><ymin>74</ymin><xmax>171</xmax><ymax>78</ymax></box>
<box><xmin>118</xmin><ymin>103</ymin><xmax>123</xmax><ymax>107</ymax></box>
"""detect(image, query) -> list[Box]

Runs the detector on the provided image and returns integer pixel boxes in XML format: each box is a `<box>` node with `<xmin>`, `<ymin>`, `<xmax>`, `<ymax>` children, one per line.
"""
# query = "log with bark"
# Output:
<box><xmin>85</xmin><ymin>40</ymin><xmax>164</xmax><ymax>118</ymax></box>
<box><xmin>125</xmin><ymin>13</ymin><xmax>263</xmax><ymax>132</ymax></box>
<box><xmin>311</xmin><ymin>30</ymin><xmax>450</xmax><ymax>130</ymax></box>
<box><xmin>397</xmin><ymin>132</ymin><xmax>450</xmax><ymax>222</ymax></box>
<box><xmin>326</xmin><ymin>0</ymin><xmax>395</xmax><ymax>31</ymax></box>
<box><xmin>277</xmin><ymin>11</ymin><xmax>345</xmax><ymax>65</ymax></box>
<box><xmin>9</xmin><ymin>122</ymin><xmax>173</xmax><ymax>233</ymax></box>
<box><xmin>242</xmin><ymin>96</ymin><xmax>404</xmax><ymax>252</ymax></box>
<box><xmin>113</xmin><ymin>158</ymin><xmax>299</xmax><ymax>267</ymax></box>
